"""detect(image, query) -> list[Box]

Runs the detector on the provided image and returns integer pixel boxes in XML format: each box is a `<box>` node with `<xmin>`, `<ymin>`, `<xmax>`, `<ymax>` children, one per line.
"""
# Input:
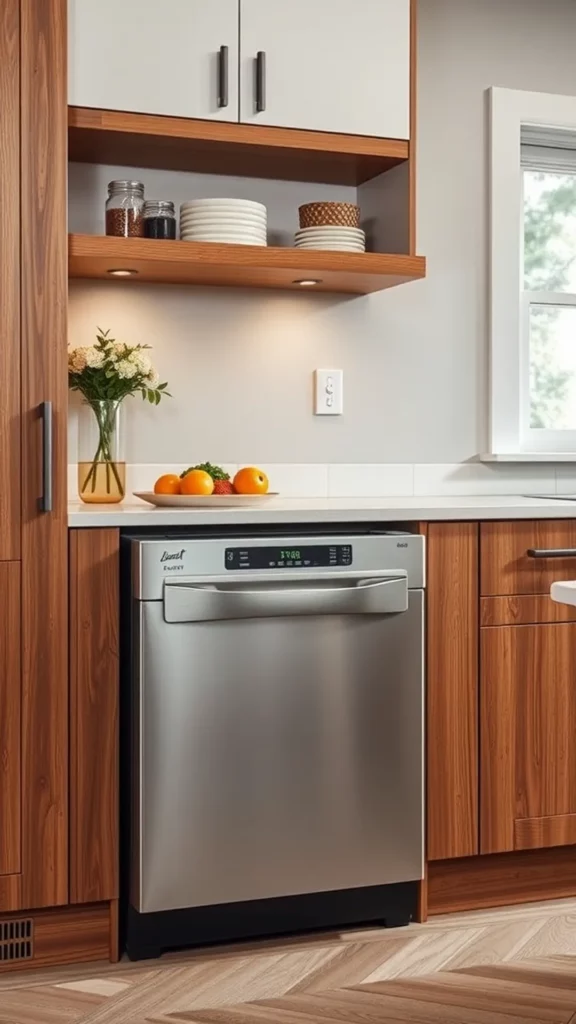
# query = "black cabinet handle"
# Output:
<box><xmin>256</xmin><ymin>51</ymin><xmax>266</xmax><ymax>113</ymax></box>
<box><xmin>527</xmin><ymin>548</ymin><xmax>576</xmax><ymax>558</ymax></box>
<box><xmin>38</xmin><ymin>401</ymin><xmax>53</xmax><ymax>513</ymax></box>
<box><xmin>218</xmin><ymin>45</ymin><xmax>229</xmax><ymax>108</ymax></box>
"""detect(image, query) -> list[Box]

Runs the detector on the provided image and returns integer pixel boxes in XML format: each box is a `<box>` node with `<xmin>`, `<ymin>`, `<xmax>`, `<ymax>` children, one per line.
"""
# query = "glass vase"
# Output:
<box><xmin>78</xmin><ymin>399</ymin><xmax>126</xmax><ymax>504</ymax></box>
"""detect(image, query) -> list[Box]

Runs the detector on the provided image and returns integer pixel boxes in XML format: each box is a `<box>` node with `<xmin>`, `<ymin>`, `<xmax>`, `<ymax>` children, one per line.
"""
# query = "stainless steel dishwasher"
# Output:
<box><xmin>125</xmin><ymin>531</ymin><xmax>425</xmax><ymax>959</ymax></box>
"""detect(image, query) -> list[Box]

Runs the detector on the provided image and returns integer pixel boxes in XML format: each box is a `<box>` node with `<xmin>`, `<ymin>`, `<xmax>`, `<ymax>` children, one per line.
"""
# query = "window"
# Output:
<box><xmin>490</xmin><ymin>88</ymin><xmax>576</xmax><ymax>457</ymax></box>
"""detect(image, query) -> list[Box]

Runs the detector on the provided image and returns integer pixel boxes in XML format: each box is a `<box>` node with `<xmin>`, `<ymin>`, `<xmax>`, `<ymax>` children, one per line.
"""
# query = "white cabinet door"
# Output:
<box><xmin>69</xmin><ymin>0</ymin><xmax>239</xmax><ymax>121</ymax></box>
<box><xmin>240</xmin><ymin>0</ymin><xmax>410</xmax><ymax>138</ymax></box>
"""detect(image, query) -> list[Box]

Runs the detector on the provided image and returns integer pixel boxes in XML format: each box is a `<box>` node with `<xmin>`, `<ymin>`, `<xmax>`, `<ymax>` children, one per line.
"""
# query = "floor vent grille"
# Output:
<box><xmin>0</xmin><ymin>919</ymin><xmax>33</xmax><ymax>961</ymax></box>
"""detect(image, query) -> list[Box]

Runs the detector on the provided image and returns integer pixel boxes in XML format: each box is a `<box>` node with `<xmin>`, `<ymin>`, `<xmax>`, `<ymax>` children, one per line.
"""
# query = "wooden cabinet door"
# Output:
<box><xmin>481</xmin><ymin>623</ymin><xmax>576</xmax><ymax>854</ymax></box>
<box><xmin>20</xmin><ymin>0</ymin><xmax>69</xmax><ymax>909</ymax></box>
<box><xmin>0</xmin><ymin>0</ymin><xmax>20</xmax><ymax>560</ymax></box>
<box><xmin>239</xmin><ymin>0</ymin><xmax>410</xmax><ymax>138</ymax></box>
<box><xmin>68</xmin><ymin>0</ymin><xmax>239</xmax><ymax>121</ymax></box>
<box><xmin>0</xmin><ymin>564</ymin><xmax>21</xmax><ymax>878</ymax></box>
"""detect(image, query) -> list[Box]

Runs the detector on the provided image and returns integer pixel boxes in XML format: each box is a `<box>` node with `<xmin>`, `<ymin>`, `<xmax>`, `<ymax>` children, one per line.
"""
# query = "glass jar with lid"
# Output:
<box><xmin>105</xmin><ymin>180</ymin><xmax>145</xmax><ymax>237</ymax></box>
<box><xmin>144</xmin><ymin>200</ymin><xmax>176</xmax><ymax>240</ymax></box>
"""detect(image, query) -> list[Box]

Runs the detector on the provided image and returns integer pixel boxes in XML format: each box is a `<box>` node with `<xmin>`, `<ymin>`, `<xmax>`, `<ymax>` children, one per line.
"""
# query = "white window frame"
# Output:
<box><xmin>490</xmin><ymin>86</ymin><xmax>576</xmax><ymax>457</ymax></box>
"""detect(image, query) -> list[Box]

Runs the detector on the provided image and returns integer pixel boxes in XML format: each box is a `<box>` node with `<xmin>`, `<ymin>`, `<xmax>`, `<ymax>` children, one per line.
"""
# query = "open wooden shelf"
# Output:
<box><xmin>68</xmin><ymin>107</ymin><xmax>409</xmax><ymax>187</ymax></box>
<box><xmin>68</xmin><ymin>234</ymin><xmax>426</xmax><ymax>295</ymax></box>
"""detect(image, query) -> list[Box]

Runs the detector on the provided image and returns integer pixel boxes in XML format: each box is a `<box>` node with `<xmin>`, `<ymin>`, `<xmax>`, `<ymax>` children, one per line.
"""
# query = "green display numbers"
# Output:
<box><xmin>280</xmin><ymin>550</ymin><xmax>301</xmax><ymax>560</ymax></box>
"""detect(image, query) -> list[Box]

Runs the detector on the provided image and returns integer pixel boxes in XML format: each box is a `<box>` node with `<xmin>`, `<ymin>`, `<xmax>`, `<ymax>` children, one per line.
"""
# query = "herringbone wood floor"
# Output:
<box><xmin>3</xmin><ymin>899</ymin><xmax>576</xmax><ymax>1023</ymax></box>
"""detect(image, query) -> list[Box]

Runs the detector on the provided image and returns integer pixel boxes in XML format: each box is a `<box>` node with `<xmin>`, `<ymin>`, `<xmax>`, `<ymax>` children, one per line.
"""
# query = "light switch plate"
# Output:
<box><xmin>314</xmin><ymin>369</ymin><xmax>343</xmax><ymax>415</ymax></box>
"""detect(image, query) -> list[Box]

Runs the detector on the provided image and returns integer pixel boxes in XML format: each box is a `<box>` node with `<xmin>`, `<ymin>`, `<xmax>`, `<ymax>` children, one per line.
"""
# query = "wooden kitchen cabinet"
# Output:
<box><xmin>0</xmin><ymin>0</ymin><xmax>20</xmax><ymax>561</ymax></box>
<box><xmin>481</xmin><ymin>621</ymin><xmax>576</xmax><ymax>854</ymax></box>
<box><xmin>70</xmin><ymin>530</ymin><xmax>119</xmax><ymax>906</ymax></box>
<box><xmin>239</xmin><ymin>0</ymin><xmax>410</xmax><ymax>137</ymax></box>
<box><xmin>426</xmin><ymin>523</ymin><xmax>479</xmax><ymax>861</ymax></box>
<box><xmin>0</xmin><ymin>564</ymin><xmax>21</xmax><ymax>878</ymax></box>
<box><xmin>20</xmin><ymin>0</ymin><xmax>69</xmax><ymax>911</ymax></box>
<box><xmin>68</xmin><ymin>0</ymin><xmax>411</xmax><ymax>139</ymax></box>
<box><xmin>68</xmin><ymin>0</ymin><xmax>239</xmax><ymax>120</ymax></box>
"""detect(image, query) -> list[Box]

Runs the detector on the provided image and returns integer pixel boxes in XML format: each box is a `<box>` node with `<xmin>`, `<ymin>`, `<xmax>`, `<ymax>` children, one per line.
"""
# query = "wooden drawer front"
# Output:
<box><xmin>481</xmin><ymin>520</ymin><xmax>576</xmax><ymax>596</ymax></box>
<box><xmin>481</xmin><ymin>595</ymin><xmax>576</xmax><ymax>626</ymax></box>
<box><xmin>514</xmin><ymin>814</ymin><xmax>576</xmax><ymax>851</ymax></box>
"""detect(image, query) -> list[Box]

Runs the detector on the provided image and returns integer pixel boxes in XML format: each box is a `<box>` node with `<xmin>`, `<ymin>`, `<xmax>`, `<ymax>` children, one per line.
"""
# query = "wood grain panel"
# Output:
<box><xmin>0</xmin><ymin>903</ymin><xmax>111</xmax><ymax>972</ymax></box>
<box><xmin>20</xmin><ymin>0</ymin><xmax>68</xmax><ymax>908</ymax></box>
<box><xmin>481</xmin><ymin>594</ymin><xmax>576</xmax><ymax>626</ymax></box>
<box><xmin>70</xmin><ymin>529</ymin><xmax>120</xmax><ymax>905</ymax></box>
<box><xmin>428</xmin><ymin>846</ymin><xmax>576</xmax><ymax>915</ymax></box>
<box><xmin>481</xmin><ymin>623</ymin><xmax>576</xmax><ymax>854</ymax></box>
<box><xmin>426</xmin><ymin>523</ymin><xmax>478</xmax><ymax>860</ymax></box>
<box><xmin>480</xmin><ymin>520</ymin><xmax>576</xmax><ymax>596</ymax></box>
<box><xmin>0</xmin><ymin>563</ymin><xmax>21</xmax><ymax>876</ymax></box>
<box><xmin>0</xmin><ymin>0</ymin><xmax>20</xmax><ymax>559</ymax></box>
<box><xmin>109</xmin><ymin>898</ymin><xmax>119</xmax><ymax>963</ymax></box>
<box><xmin>68</xmin><ymin>106</ymin><xmax>409</xmax><ymax>186</ymax></box>
<box><xmin>68</xmin><ymin>234</ymin><xmax>426</xmax><ymax>295</ymax></box>
<box><xmin>0</xmin><ymin>876</ymin><xmax>22</xmax><ymax>914</ymax></box>
<box><xmin>515</xmin><ymin>813</ymin><xmax>576</xmax><ymax>851</ymax></box>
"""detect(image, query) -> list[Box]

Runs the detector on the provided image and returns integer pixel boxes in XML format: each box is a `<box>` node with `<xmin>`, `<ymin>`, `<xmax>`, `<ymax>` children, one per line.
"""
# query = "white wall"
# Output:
<box><xmin>68</xmin><ymin>0</ymin><xmax>576</xmax><ymax>467</ymax></box>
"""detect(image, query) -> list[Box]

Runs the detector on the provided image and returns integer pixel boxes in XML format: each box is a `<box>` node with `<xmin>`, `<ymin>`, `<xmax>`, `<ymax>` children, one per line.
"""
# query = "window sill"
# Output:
<box><xmin>481</xmin><ymin>453</ymin><xmax>576</xmax><ymax>462</ymax></box>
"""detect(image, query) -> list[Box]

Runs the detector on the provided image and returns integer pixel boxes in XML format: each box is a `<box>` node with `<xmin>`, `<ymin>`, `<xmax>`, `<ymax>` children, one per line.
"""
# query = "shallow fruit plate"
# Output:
<box><xmin>134</xmin><ymin>492</ymin><xmax>279</xmax><ymax>508</ymax></box>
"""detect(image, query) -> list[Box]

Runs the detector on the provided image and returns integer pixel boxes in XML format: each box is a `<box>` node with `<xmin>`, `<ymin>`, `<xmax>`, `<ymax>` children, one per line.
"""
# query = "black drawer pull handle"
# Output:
<box><xmin>527</xmin><ymin>548</ymin><xmax>576</xmax><ymax>558</ymax></box>
<box><xmin>217</xmin><ymin>45</ymin><xmax>229</xmax><ymax>108</ymax></box>
<box><xmin>38</xmin><ymin>401</ymin><xmax>53</xmax><ymax>513</ymax></box>
<box><xmin>256</xmin><ymin>51</ymin><xmax>266</xmax><ymax>113</ymax></box>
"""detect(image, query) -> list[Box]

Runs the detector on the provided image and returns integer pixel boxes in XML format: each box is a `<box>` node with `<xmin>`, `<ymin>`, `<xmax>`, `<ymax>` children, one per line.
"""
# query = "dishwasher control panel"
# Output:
<box><xmin>225</xmin><ymin>544</ymin><xmax>353</xmax><ymax>570</ymax></box>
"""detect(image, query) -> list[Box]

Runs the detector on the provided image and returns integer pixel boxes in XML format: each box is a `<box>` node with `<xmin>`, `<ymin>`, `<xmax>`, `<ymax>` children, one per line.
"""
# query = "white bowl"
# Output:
<box><xmin>181</xmin><ymin>232</ymin><xmax>267</xmax><ymax>243</ymax></box>
<box><xmin>180</xmin><ymin>198</ymin><xmax>266</xmax><ymax>212</ymax></box>
<box><xmin>180</xmin><ymin>214</ymin><xmax>267</xmax><ymax>227</ymax></box>
<box><xmin>295</xmin><ymin>236</ymin><xmax>365</xmax><ymax>245</ymax></box>
<box><xmin>181</xmin><ymin>237</ymin><xmax>268</xmax><ymax>247</ymax></box>
<box><xmin>181</xmin><ymin>228</ymin><xmax>267</xmax><ymax>239</ymax></box>
<box><xmin>181</xmin><ymin>226</ymin><xmax>267</xmax><ymax>234</ymax></box>
<box><xmin>294</xmin><ymin>242</ymin><xmax>365</xmax><ymax>251</ymax></box>
<box><xmin>295</xmin><ymin>227</ymin><xmax>365</xmax><ymax>239</ymax></box>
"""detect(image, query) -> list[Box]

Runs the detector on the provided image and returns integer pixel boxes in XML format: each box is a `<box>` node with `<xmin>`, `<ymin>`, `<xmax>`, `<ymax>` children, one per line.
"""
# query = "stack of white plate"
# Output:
<box><xmin>179</xmin><ymin>199</ymin><xmax>267</xmax><ymax>246</ymax></box>
<box><xmin>294</xmin><ymin>226</ymin><xmax>365</xmax><ymax>252</ymax></box>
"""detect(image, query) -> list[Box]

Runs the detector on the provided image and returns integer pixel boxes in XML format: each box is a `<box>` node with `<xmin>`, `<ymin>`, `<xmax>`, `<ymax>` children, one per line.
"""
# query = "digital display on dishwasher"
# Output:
<box><xmin>224</xmin><ymin>545</ymin><xmax>353</xmax><ymax>570</ymax></box>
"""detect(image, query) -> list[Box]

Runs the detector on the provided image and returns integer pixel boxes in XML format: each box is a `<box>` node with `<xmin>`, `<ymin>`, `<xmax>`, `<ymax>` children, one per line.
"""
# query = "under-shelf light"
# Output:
<box><xmin>293</xmin><ymin>279</ymin><xmax>321</xmax><ymax>287</ymax></box>
<box><xmin>107</xmin><ymin>268</ymin><xmax>138</xmax><ymax>277</ymax></box>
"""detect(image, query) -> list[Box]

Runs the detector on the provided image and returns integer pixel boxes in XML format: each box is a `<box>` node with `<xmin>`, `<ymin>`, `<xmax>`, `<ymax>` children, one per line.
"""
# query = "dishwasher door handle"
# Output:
<box><xmin>164</xmin><ymin>577</ymin><xmax>408</xmax><ymax>623</ymax></box>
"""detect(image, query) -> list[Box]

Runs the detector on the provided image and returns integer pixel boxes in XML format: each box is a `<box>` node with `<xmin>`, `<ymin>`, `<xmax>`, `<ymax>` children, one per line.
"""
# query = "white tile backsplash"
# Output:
<box><xmin>413</xmin><ymin>463</ymin><xmax>556</xmax><ymax>497</ymax></box>
<box><xmin>241</xmin><ymin>464</ymin><xmax>329</xmax><ymax>498</ymax></box>
<box><xmin>328</xmin><ymin>464</ymin><xmax>414</xmax><ymax>498</ymax></box>
<box><xmin>555</xmin><ymin>465</ymin><xmax>576</xmax><ymax>494</ymax></box>
<box><xmin>68</xmin><ymin>462</ymin><xmax>576</xmax><ymax>502</ymax></box>
<box><xmin>69</xmin><ymin>461</ymin><xmax>574</xmax><ymax>502</ymax></box>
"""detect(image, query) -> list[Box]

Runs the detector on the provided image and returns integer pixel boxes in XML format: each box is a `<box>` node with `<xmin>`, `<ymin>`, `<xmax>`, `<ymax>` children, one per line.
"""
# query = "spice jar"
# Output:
<box><xmin>105</xmin><ymin>180</ymin><xmax>145</xmax><ymax>237</ymax></box>
<box><xmin>144</xmin><ymin>200</ymin><xmax>176</xmax><ymax>240</ymax></box>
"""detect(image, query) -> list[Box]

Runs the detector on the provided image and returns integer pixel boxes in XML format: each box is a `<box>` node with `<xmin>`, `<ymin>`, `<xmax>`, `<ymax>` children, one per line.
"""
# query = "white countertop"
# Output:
<box><xmin>68</xmin><ymin>494</ymin><xmax>576</xmax><ymax>527</ymax></box>
<box><xmin>551</xmin><ymin>581</ymin><xmax>576</xmax><ymax>607</ymax></box>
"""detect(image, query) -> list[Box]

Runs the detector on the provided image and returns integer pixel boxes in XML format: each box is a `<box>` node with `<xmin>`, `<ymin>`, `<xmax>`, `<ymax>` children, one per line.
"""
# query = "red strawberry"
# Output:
<box><xmin>213</xmin><ymin>480</ymin><xmax>235</xmax><ymax>495</ymax></box>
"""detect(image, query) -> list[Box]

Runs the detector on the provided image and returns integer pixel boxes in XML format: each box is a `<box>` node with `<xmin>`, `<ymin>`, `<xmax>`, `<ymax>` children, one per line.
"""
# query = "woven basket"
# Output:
<box><xmin>299</xmin><ymin>202</ymin><xmax>361</xmax><ymax>229</ymax></box>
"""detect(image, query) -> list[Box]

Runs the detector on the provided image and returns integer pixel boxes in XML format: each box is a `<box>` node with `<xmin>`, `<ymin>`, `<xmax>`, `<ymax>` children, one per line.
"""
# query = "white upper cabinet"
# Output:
<box><xmin>239</xmin><ymin>0</ymin><xmax>410</xmax><ymax>138</ymax></box>
<box><xmin>68</xmin><ymin>0</ymin><xmax>239</xmax><ymax>120</ymax></box>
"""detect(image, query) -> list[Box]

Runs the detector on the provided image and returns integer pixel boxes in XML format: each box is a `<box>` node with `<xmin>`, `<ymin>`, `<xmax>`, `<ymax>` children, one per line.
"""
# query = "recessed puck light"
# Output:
<box><xmin>107</xmin><ymin>268</ymin><xmax>138</xmax><ymax>277</ymax></box>
<box><xmin>293</xmin><ymin>279</ymin><xmax>321</xmax><ymax>287</ymax></box>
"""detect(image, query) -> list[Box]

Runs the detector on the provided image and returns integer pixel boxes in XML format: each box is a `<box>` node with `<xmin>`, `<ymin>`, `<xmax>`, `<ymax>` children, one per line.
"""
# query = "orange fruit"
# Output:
<box><xmin>154</xmin><ymin>473</ymin><xmax>181</xmax><ymax>495</ymax></box>
<box><xmin>180</xmin><ymin>469</ymin><xmax>215</xmax><ymax>496</ymax></box>
<box><xmin>233</xmin><ymin>466</ymin><xmax>269</xmax><ymax>495</ymax></box>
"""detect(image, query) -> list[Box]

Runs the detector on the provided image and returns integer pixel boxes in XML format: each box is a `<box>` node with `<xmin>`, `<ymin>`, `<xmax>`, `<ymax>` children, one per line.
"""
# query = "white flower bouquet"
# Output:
<box><xmin>69</xmin><ymin>328</ymin><xmax>170</xmax><ymax>502</ymax></box>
